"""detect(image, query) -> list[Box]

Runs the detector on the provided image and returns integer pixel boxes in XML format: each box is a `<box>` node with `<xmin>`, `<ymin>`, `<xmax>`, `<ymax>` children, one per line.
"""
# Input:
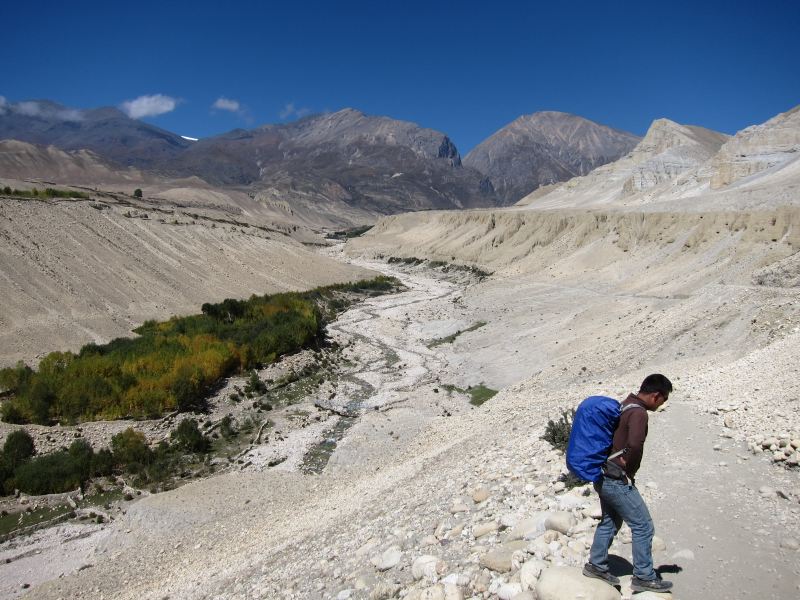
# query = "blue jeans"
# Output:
<box><xmin>589</xmin><ymin>477</ymin><xmax>656</xmax><ymax>581</ymax></box>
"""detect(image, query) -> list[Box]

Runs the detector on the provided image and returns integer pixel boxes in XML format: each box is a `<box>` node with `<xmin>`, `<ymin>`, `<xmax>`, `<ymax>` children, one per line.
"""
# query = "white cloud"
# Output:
<box><xmin>15</xmin><ymin>101</ymin><xmax>44</xmax><ymax>116</ymax></box>
<box><xmin>120</xmin><ymin>94</ymin><xmax>178</xmax><ymax>119</ymax></box>
<box><xmin>212</xmin><ymin>97</ymin><xmax>241</xmax><ymax>112</ymax></box>
<box><xmin>280</xmin><ymin>102</ymin><xmax>311</xmax><ymax>120</ymax></box>
<box><xmin>0</xmin><ymin>96</ymin><xmax>7</xmax><ymax>114</ymax></box>
<box><xmin>10</xmin><ymin>100</ymin><xmax>83</xmax><ymax>121</ymax></box>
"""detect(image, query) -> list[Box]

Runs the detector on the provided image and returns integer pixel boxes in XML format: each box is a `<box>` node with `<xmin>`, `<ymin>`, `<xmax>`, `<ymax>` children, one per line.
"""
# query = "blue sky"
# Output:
<box><xmin>2</xmin><ymin>0</ymin><xmax>799</xmax><ymax>153</ymax></box>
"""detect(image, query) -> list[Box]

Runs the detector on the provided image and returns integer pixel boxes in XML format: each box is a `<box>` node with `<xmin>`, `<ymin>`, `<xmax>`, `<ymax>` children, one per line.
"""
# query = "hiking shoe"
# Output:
<box><xmin>582</xmin><ymin>562</ymin><xmax>620</xmax><ymax>586</ymax></box>
<box><xmin>631</xmin><ymin>575</ymin><xmax>673</xmax><ymax>592</ymax></box>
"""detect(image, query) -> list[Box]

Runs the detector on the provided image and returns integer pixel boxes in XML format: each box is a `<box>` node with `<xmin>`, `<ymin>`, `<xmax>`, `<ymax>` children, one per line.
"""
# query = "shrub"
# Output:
<box><xmin>170</xmin><ymin>419</ymin><xmax>210</xmax><ymax>453</ymax></box>
<box><xmin>13</xmin><ymin>451</ymin><xmax>84</xmax><ymax>494</ymax></box>
<box><xmin>3</xmin><ymin>429</ymin><xmax>35</xmax><ymax>469</ymax></box>
<box><xmin>68</xmin><ymin>438</ymin><xmax>94</xmax><ymax>482</ymax></box>
<box><xmin>244</xmin><ymin>371</ymin><xmax>267</xmax><ymax>396</ymax></box>
<box><xmin>111</xmin><ymin>428</ymin><xmax>152</xmax><ymax>470</ymax></box>
<box><xmin>91</xmin><ymin>448</ymin><xmax>114</xmax><ymax>477</ymax></box>
<box><xmin>0</xmin><ymin>401</ymin><xmax>26</xmax><ymax>424</ymax></box>
<box><xmin>218</xmin><ymin>414</ymin><xmax>236</xmax><ymax>439</ymax></box>
<box><xmin>12</xmin><ymin>438</ymin><xmax>98</xmax><ymax>495</ymax></box>
<box><xmin>133</xmin><ymin>188</ymin><xmax>143</xmax><ymax>198</ymax></box>
<box><xmin>541</xmin><ymin>408</ymin><xmax>575</xmax><ymax>452</ymax></box>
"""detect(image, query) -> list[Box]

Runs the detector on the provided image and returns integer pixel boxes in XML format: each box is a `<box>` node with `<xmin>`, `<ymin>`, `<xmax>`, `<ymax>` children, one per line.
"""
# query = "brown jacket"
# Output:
<box><xmin>609</xmin><ymin>394</ymin><xmax>649</xmax><ymax>481</ymax></box>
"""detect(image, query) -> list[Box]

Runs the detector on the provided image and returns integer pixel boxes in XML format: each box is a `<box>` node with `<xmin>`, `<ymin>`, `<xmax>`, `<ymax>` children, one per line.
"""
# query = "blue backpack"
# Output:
<box><xmin>566</xmin><ymin>396</ymin><xmax>640</xmax><ymax>482</ymax></box>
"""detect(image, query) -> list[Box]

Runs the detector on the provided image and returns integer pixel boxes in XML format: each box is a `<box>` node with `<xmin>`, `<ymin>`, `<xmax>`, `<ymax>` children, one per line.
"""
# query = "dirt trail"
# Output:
<box><xmin>648</xmin><ymin>399</ymin><xmax>800</xmax><ymax>599</ymax></box>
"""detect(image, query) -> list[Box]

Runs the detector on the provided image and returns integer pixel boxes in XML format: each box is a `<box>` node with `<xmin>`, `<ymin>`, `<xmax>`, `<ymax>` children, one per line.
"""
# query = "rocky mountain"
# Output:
<box><xmin>1</xmin><ymin>102</ymin><xmax>497</xmax><ymax>216</ymax></box>
<box><xmin>168</xmin><ymin>108</ymin><xmax>495</xmax><ymax>213</ymax></box>
<box><xmin>463</xmin><ymin>111</ymin><xmax>641</xmax><ymax>205</ymax></box>
<box><xmin>0</xmin><ymin>100</ymin><xmax>191</xmax><ymax>169</ymax></box>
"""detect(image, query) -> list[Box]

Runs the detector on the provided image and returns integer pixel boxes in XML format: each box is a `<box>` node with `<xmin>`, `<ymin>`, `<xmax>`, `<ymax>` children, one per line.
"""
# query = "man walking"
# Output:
<box><xmin>582</xmin><ymin>374</ymin><xmax>674</xmax><ymax>593</ymax></box>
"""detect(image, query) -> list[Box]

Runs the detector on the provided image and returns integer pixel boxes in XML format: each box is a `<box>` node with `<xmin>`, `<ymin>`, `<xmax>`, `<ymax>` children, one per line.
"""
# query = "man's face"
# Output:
<box><xmin>643</xmin><ymin>391</ymin><xmax>669</xmax><ymax>410</ymax></box>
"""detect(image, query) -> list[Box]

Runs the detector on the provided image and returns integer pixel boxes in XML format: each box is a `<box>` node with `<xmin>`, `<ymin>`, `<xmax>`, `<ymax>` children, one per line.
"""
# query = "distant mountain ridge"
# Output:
<box><xmin>464</xmin><ymin>111</ymin><xmax>641</xmax><ymax>204</ymax></box>
<box><xmin>0</xmin><ymin>100</ymin><xmax>191</xmax><ymax>169</ymax></box>
<box><xmin>0</xmin><ymin>100</ymin><xmax>647</xmax><ymax>215</ymax></box>
<box><xmin>0</xmin><ymin>101</ymin><xmax>495</xmax><ymax>215</ymax></box>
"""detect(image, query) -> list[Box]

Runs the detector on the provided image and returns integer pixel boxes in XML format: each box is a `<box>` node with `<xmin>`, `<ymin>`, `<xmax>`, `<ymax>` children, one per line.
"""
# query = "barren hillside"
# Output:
<box><xmin>0</xmin><ymin>196</ymin><xmax>372</xmax><ymax>367</ymax></box>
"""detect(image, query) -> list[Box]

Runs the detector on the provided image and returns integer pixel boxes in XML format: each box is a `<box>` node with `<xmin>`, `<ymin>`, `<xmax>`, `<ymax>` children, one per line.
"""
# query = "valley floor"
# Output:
<box><xmin>2</xmin><ymin>247</ymin><xmax>799</xmax><ymax>600</ymax></box>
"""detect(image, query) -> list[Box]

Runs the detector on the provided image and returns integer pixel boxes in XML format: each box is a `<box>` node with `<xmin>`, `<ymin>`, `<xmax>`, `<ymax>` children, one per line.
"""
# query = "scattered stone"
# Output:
<box><xmin>497</xmin><ymin>582</ymin><xmax>523</xmax><ymax>600</ymax></box>
<box><xmin>536</xmin><ymin>566</ymin><xmax>621</xmax><ymax>600</ymax></box>
<box><xmin>779</xmin><ymin>538</ymin><xmax>799</xmax><ymax>550</ymax></box>
<box><xmin>449</xmin><ymin>502</ymin><xmax>470</xmax><ymax>514</ymax></box>
<box><xmin>759</xmin><ymin>486</ymin><xmax>776</xmax><ymax>497</ymax></box>
<box><xmin>404</xmin><ymin>583</ymin><xmax>462</xmax><ymax>600</ymax></box>
<box><xmin>582</xmin><ymin>503</ymin><xmax>602</xmax><ymax>520</ymax></box>
<box><xmin>511</xmin><ymin>592</ymin><xmax>536</xmax><ymax>600</ymax></box>
<box><xmin>519</xmin><ymin>558</ymin><xmax>547</xmax><ymax>591</ymax></box>
<box><xmin>508</xmin><ymin>514</ymin><xmax>547</xmax><ymax>541</ymax></box>
<box><xmin>544</xmin><ymin>511</ymin><xmax>576</xmax><ymax>535</ymax></box>
<box><xmin>652</xmin><ymin>536</ymin><xmax>667</xmax><ymax>552</ymax></box>
<box><xmin>472</xmin><ymin>487</ymin><xmax>490</xmax><ymax>503</ymax></box>
<box><xmin>447</xmin><ymin>522</ymin><xmax>464</xmax><ymax>538</ymax></box>
<box><xmin>371</xmin><ymin>546</ymin><xmax>402</xmax><ymax>571</ymax></box>
<box><xmin>503</xmin><ymin>540</ymin><xmax>530</xmax><ymax>553</ymax></box>
<box><xmin>369</xmin><ymin>581</ymin><xmax>401</xmax><ymax>600</ymax></box>
<box><xmin>473</xmin><ymin>521</ymin><xmax>500</xmax><ymax>538</ymax></box>
<box><xmin>557</xmin><ymin>494</ymin><xmax>587</xmax><ymax>510</ymax></box>
<box><xmin>479</xmin><ymin>548</ymin><xmax>515</xmax><ymax>572</ymax></box>
<box><xmin>412</xmin><ymin>555</ymin><xmax>446</xmax><ymax>581</ymax></box>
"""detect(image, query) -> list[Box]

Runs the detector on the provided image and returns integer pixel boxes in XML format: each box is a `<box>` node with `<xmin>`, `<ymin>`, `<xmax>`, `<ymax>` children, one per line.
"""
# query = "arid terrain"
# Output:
<box><xmin>1</xmin><ymin>105</ymin><xmax>799</xmax><ymax>600</ymax></box>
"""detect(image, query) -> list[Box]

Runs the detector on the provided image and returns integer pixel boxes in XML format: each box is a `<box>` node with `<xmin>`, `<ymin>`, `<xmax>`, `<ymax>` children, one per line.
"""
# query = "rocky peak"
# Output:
<box><xmin>635</xmin><ymin>118</ymin><xmax>728</xmax><ymax>157</ymax></box>
<box><xmin>710</xmin><ymin>104</ymin><xmax>800</xmax><ymax>188</ymax></box>
<box><xmin>464</xmin><ymin>112</ymin><xmax>640</xmax><ymax>205</ymax></box>
<box><xmin>280</xmin><ymin>108</ymin><xmax>462</xmax><ymax>164</ymax></box>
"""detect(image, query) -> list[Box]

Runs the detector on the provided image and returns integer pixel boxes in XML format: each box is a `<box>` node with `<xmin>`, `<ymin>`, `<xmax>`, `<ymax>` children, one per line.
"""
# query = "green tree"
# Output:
<box><xmin>0</xmin><ymin>361</ymin><xmax>33</xmax><ymax>392</ymax></box>
<box><xmin>91</xmin><ymin>448</ymin><xmax>115</xmax><ymax>476</ymax></box>
<box><xmin>133</xmin><ymin>188</ymin><xmax>143</xmax><ymax>199</ymax></box>
<box><xmin>3</xmin><ymin>429</ymin><xmax>35</xmax><ymax>469</ymax></box>
<box><xmin>68</xmin><ymin>438</ymin><xmax>95</xmax><ymax>482</ymax></box>
<box><xmin>111</xmin><ymin>428</ymin><xmax>152</xmax><ymax>470</ymax></box>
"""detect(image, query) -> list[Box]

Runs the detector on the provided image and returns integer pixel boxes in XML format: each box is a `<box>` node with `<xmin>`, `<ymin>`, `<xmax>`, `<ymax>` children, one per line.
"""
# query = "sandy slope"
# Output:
<box><xmin>0</xmin><ymin>197</ymin><xmax>372</xmax><ymax>367</ymax></box>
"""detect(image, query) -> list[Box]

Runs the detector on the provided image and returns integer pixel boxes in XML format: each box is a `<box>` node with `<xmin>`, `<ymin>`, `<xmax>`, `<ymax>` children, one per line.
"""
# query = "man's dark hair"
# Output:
<box><xmin>639</xmin><ymin>373</ymin><xmax>673</xmax><ymax>396</ymax></box>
